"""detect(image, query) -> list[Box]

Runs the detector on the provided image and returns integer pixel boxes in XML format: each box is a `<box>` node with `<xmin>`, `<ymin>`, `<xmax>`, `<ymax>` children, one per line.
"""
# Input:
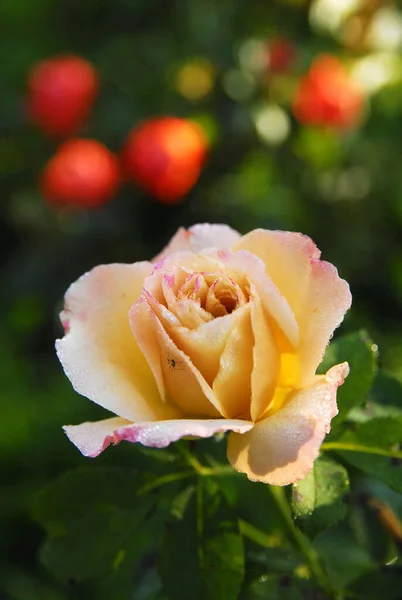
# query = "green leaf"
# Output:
<box><xmin>171</xmin><ymin>485</ymin><xmax>196</xmax><ymax>520</ymax></box>
<box><xmin>319</xmin><ymin>330</ymin><xmax>377</xmax><ymax>425</ymax></box>
<box><xmin>314</xmin><ymin>523</ymin><xmax>374</xmax><ymax>589</ymax></box>
<box><xmin>291</xmin><ymin>455</ymin><xmax>349</xmax><ymax>534</ymax></box>
<box><xmin>345</xmin><ymin>372</ymin><xmax>402</xmax><ymax>423</ymax></box>
<box><xmin>330</xmin><ymin>417</ymin><xmax>402</xmax><ymax>493</ymax></box>
<box><xmin>34</xmin><ymin>466</ymin><xmax>177</xmax><ymax>583</ymax></box>
<box><xmin>159</xmin><ymin>479</ymin><xmax>245</xmax><ymax>600</ymax></box>
<box><xmin>33</xmin><ymin>466</ymin><xmax>145</xmax><ymax>533</ymax></box>
<box><xmin>368</xmin><ymin>372</ymin><xmax>402</xmax><ymax>417</ymax></box>
<box><xmin>247</xmin><ymin>546</ymin><xmax>304</xmax><ymax>575</ymax></box>
<box><xmin>39</xmin><ymin>505</ymin><xmax>155</xmax><ymax>582</ymax></box>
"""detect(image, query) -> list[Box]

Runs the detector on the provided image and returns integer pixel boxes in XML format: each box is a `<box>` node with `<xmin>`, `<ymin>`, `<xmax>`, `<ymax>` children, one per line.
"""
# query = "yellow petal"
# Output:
<box><xmin>203</xmin><ymin>248</ymin><xmax>299</xmax><ymax>349</ymax></box>
<box><xmin>249</xmin><ymin>289</ymin><xmax>280</xmax><ymax>421</ymax></box>
<box><xmin>147</xmin><ymin>290</ymin><xmax>236</xmax><ymax>386</ymax></box>
<box><xmin>213</xmin><ymin>305</ymin><xmax>254</xmax><ymax>419</ymax></box>
<box><xmin>130</xmin><ymin>297</ymin><xmax>221</xmax><ymax>418</ymax></box>
<box><xmin>233</xmin><ymin>229</ymin><xmax>320</xmax><ymax>315</ymax></box>
<box><xmin>227</xmin><ymin>363</ymin><xmax>349</xmax><ymax>486</ymax></box>
<box><xmin>298</xmin><ymin>260</ymin><xmax>351</xmax><ymax>384</ymax></box>
<box><xmin>233</xmin><ymin>229</ymin><xmax>351</xmax><ymax>384</ymax></box>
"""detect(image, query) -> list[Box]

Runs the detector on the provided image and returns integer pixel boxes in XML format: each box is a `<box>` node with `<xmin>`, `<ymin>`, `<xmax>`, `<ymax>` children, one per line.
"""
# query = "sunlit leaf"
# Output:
<box><xmin>291</xmin><ymin>455</ymin><xmax>349</xmax><ymax>534</ymax></box>
<box><xmin>331</xmin><ymin>417</ymin><xmax>402</xmax><ymax>493</ymax></box>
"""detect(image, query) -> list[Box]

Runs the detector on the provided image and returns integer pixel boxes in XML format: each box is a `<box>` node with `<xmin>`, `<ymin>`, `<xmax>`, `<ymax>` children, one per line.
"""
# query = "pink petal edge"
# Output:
<box><xmin>153</xmin><ymin>223</ymin><xmax>241</xmax><ymax>262</ymax></box>
<box><xmin>64</xmin><ymin>417</ymin><xmax>253</xmax><ymax>457</ymax></box>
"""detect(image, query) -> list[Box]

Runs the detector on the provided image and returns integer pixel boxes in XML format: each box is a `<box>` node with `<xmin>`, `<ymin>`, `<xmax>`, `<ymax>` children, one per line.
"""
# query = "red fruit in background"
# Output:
<box><xmin>268</xmin><ymin>37</ymin><xmax>295</xmax><ymax>73</ymax></box>
<box><xmin>293</xmin><ymin>55</ymin><xmax>364</xmax><ymax>130</ymax></box>
<box><xmin>41</xmin><ymin>139</ymin><xmax>120</xmax><ymax>208</ymax></box>
<box><xmin>121</xmin><ymin>117</ymin><xmax>208</xmax><ymax>204</ymax></box>
<box><xmin>28</xmin><ymin>55</ymin><xmax>98</xmax><ymax>136</ymax></box>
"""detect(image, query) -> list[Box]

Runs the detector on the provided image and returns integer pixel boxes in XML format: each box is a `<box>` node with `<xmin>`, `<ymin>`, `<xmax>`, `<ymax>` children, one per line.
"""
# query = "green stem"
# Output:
<box><xmin>238</xmin><ymin>519</ymin><xmax>278</xmax><ymax>548</ymax></box>
<box><xmin>137</xmin><ymin>469</ymin><xmax>195</xmax><ymax>496</ymax></box>
<box><xmin>321</xmin><ymin>441</ymin><xmax>402</xmax><ymax>459</ymax></box>
<box><xmin>176</xmin><ymin>442</ymin><xmax>235</xmax><ymax>477</ymax></box>
<box><xmin>176</xmin><ymin>442</ymin><xmax>206</xmax><ymax>472</ymax></box>
<box><xmin>268</xmin><ymin>486</ymin><xmax>337</xmax><ymax>598</ymax></box>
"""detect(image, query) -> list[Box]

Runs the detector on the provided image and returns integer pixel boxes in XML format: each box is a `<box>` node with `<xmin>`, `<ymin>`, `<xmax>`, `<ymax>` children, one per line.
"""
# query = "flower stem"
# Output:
<box><xmin>321</xmin><ymin>441</ymin><xmax>402</xmax><ymax>459</ymax></box>
<box><xmin>176</xmin><ymin>441</ymin><xmax>235</xmax><ymax>476</ymax></box>
<box><xmin>268</xmin><ymin>485</ymin><xmax>337</xmax><ymax>598</ymax></box>
<box><xmin>137</xmin><ymin>469</ymin><xmax>195</xmax><ymax>496</ymax></box>
<box><xmin>238</xmin><ymin>519</ymin><xmax>279</xmax><ymax>548</ymax></box>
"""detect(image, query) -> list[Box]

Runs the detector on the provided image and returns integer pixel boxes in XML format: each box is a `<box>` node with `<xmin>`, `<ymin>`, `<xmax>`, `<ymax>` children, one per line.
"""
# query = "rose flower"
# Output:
<box><xmin>57</xmin><ymin>224</ymin><xmax>351</xmax><ymax>485</ymax></box>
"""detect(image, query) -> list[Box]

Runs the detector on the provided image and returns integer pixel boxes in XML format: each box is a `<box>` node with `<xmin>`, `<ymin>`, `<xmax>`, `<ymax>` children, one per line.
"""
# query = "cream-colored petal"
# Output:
<box><xmin>233</xmin><ymin>229</ymin><xmax>320</xmax><ymax>315</ymax></box>
<box><xmin>151</xmin><ymin>251</ymin><xmax>225</xmax><ymax>279</ymax></box>
<box><xmin>233</xmin><ymin>229</ymin><xmax>351</xmax><ymax>383</ymax></box>
<box><xmin>64</xmin><ymin>417</ymin><xmax>132</xmax><ymax>457</ymax></box>
<box><xmin>162</xmin><ymin>273</ymin><xmax>213</xmax><ymax>328</ymax></box>
<box><xmin>64</xmin><ymin>416</ymin><xmax>253</xmax><ymax>456</ymax></box>
<box><xmin>130</xmin><ymin>297</ymin><xmax>221</xmax><ymax>418</ymax></box>
<box><xmin>204</xmin><ymin>249</ymin><xmax>299</xmax><ymax>349</ymax></box>
<box><xmin>249</xmin><ymin>289</ymin><xmax>280</xmax><ymax>422</ymax></box>
<box><xmin>213</xmin><ymin>305</ymin><xmax>254</xmax><ymax>419</ymax></box>
<box><xmin>145</xmin><ymin>290</ymin><xmax>235</xmax><ymax>386</ymax></box>
<box><xmin>56</xmin><ymin>263</ymin><xmax>178</xmax><ymax>422</ymax></box>
<box><xmin>153</xmin><ymin>223</ymin><xmax>241</xmax><ymax>262</ymax></box>
<box><xmin>227</xmin><ymin>363</ymin><xmax>349</xmax><ymax>486</ymax></box>
<box><xmin>145</xmin><ymin>255</ymin><xmax>224</xmax><ymax>329</ymax></box>
<box><xmin>298</xmin><ymin>259</ymin><xmax>352</xmax><ymax>384</ymax></box>
<box><xmin>114</xmin><ymin>418</ymin><xmax>253</xmax><ymax>448</ymax></box>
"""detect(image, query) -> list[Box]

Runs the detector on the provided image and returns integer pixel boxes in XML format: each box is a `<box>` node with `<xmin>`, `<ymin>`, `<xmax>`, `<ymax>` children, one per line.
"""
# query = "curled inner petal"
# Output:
<box><xmin>205</xmin><ymin>274</ymin><xmax>248</xmax><ymax>317</ymax></box>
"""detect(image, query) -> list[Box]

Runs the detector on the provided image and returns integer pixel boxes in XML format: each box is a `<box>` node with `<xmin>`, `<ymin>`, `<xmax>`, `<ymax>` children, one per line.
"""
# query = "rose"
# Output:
<box><xmin>57</xmin><ymin>224</ymin><xmax>351</xmax><ymax>485</ymax></box>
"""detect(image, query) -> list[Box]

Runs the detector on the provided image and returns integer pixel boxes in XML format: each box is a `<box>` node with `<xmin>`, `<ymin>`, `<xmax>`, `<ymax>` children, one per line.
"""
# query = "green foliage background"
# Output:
<box><xmin>1</xmin><ymin>0</ymin><xmax>402</xmax><ymax>598</ymax></box>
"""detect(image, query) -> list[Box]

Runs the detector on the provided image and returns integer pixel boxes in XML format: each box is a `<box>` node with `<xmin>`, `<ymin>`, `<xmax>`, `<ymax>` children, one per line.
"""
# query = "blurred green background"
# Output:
<box><xmin>2</xmin><ymin>0</ymin><xmax>402</xmax><ymax>597</ymax></box>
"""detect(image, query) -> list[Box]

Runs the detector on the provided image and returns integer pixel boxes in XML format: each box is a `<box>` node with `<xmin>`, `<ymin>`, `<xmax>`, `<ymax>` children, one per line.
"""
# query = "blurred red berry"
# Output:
<box><xmin>268</xmin><ymin>37</ymin><xmax>295</xmax><ymax>73</ymax></box>
<box><xmin>121</xmin><ymin>117</ymin><xmax>208</xmax><ymax>204</ymax></box>
<box><xmin>293</xmin><ymin>55</ymin><xmax>364</xmax><ymax>130</ymax></box>
<box><xmin>28</xmin><ymin>55</ymin><xmax>98</xmax><ymax>136</ymax></box>
<box><xmin>41</xmin><ymin>139</ymin><xmax>120</xmax><ymax>208</ymax></box>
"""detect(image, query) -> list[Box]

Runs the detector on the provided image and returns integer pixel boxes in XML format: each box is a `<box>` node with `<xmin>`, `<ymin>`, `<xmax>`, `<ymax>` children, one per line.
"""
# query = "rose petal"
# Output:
<box><xmin>161</xmin><ymin>272</ymin><xmax>212</xmax><ymax>328</ymax></box>
<box><xmin>204</xmin><ymin>249</ymin><xmax>299</xmax><ymax>349</ymax></box>
<box><xmin>130</xmin><ymin>296</ymin><xmax>222</xmax><ymax>417</ymax></box>
<box><xmin>146</xmin><ymin>254</ymin><xmax>224</xmax><ymax>329</ymax></box>
<box><xmin>64</xmin><ymin>416</ymin><xmax>253</xmax><ymax>456</ymax></box>
<box><xmin>56</xmin><ymin>263</ymin><xmax>179</xmax><ymax>422</ymax></box>
<box><xmin>115</xmin><ymin>418</ymin><xmax>253</xmax><ymax>448</ymax></box>
<box><xmin>233</xmin><ymin>229</ymin><xmax>320</xmax><ymax>316</ymax></box>
<box><xmin>226</xmin><ymin>363</ymin><xmax>349</xmax><ymax>486</ymax></box>
<box><xmin>213</xmin><ymin>305</ymin><xmax>254</xmax><ymax>419</ymax></box>
<box><xmin>145</xmin><ymin>290</ymin><xmax>235</xmax><ymax>386</ymax></box>
<box><xmin>233</xmin><ymin>229</ymin><xmax>351</xmax><ymax>383</ymax></box>
<box><xmin>249</xmin><ymin>288</ymin><xmax>280</xmax><ymax>421</ymax></box>
<box><xmin>64</xmin><ymin>417</ymin><xmax>131</xmax><ymax>457</ymax></box>
<box><xmin>153</xmin><ymin>223</ymin><xmax>241</xmax><ymax>262</ymax></box>
<box><xmin>298</xmin><ymin>259</ymin><xmax>351</xmax><ymax>384</ymax></box>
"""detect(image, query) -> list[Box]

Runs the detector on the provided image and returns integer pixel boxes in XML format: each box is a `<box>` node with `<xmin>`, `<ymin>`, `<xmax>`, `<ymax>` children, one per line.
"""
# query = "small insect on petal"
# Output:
<box><xmin>167</xmin><ymin>353</ymin><xmax>185</xmax><ymax>371</ymax></box>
